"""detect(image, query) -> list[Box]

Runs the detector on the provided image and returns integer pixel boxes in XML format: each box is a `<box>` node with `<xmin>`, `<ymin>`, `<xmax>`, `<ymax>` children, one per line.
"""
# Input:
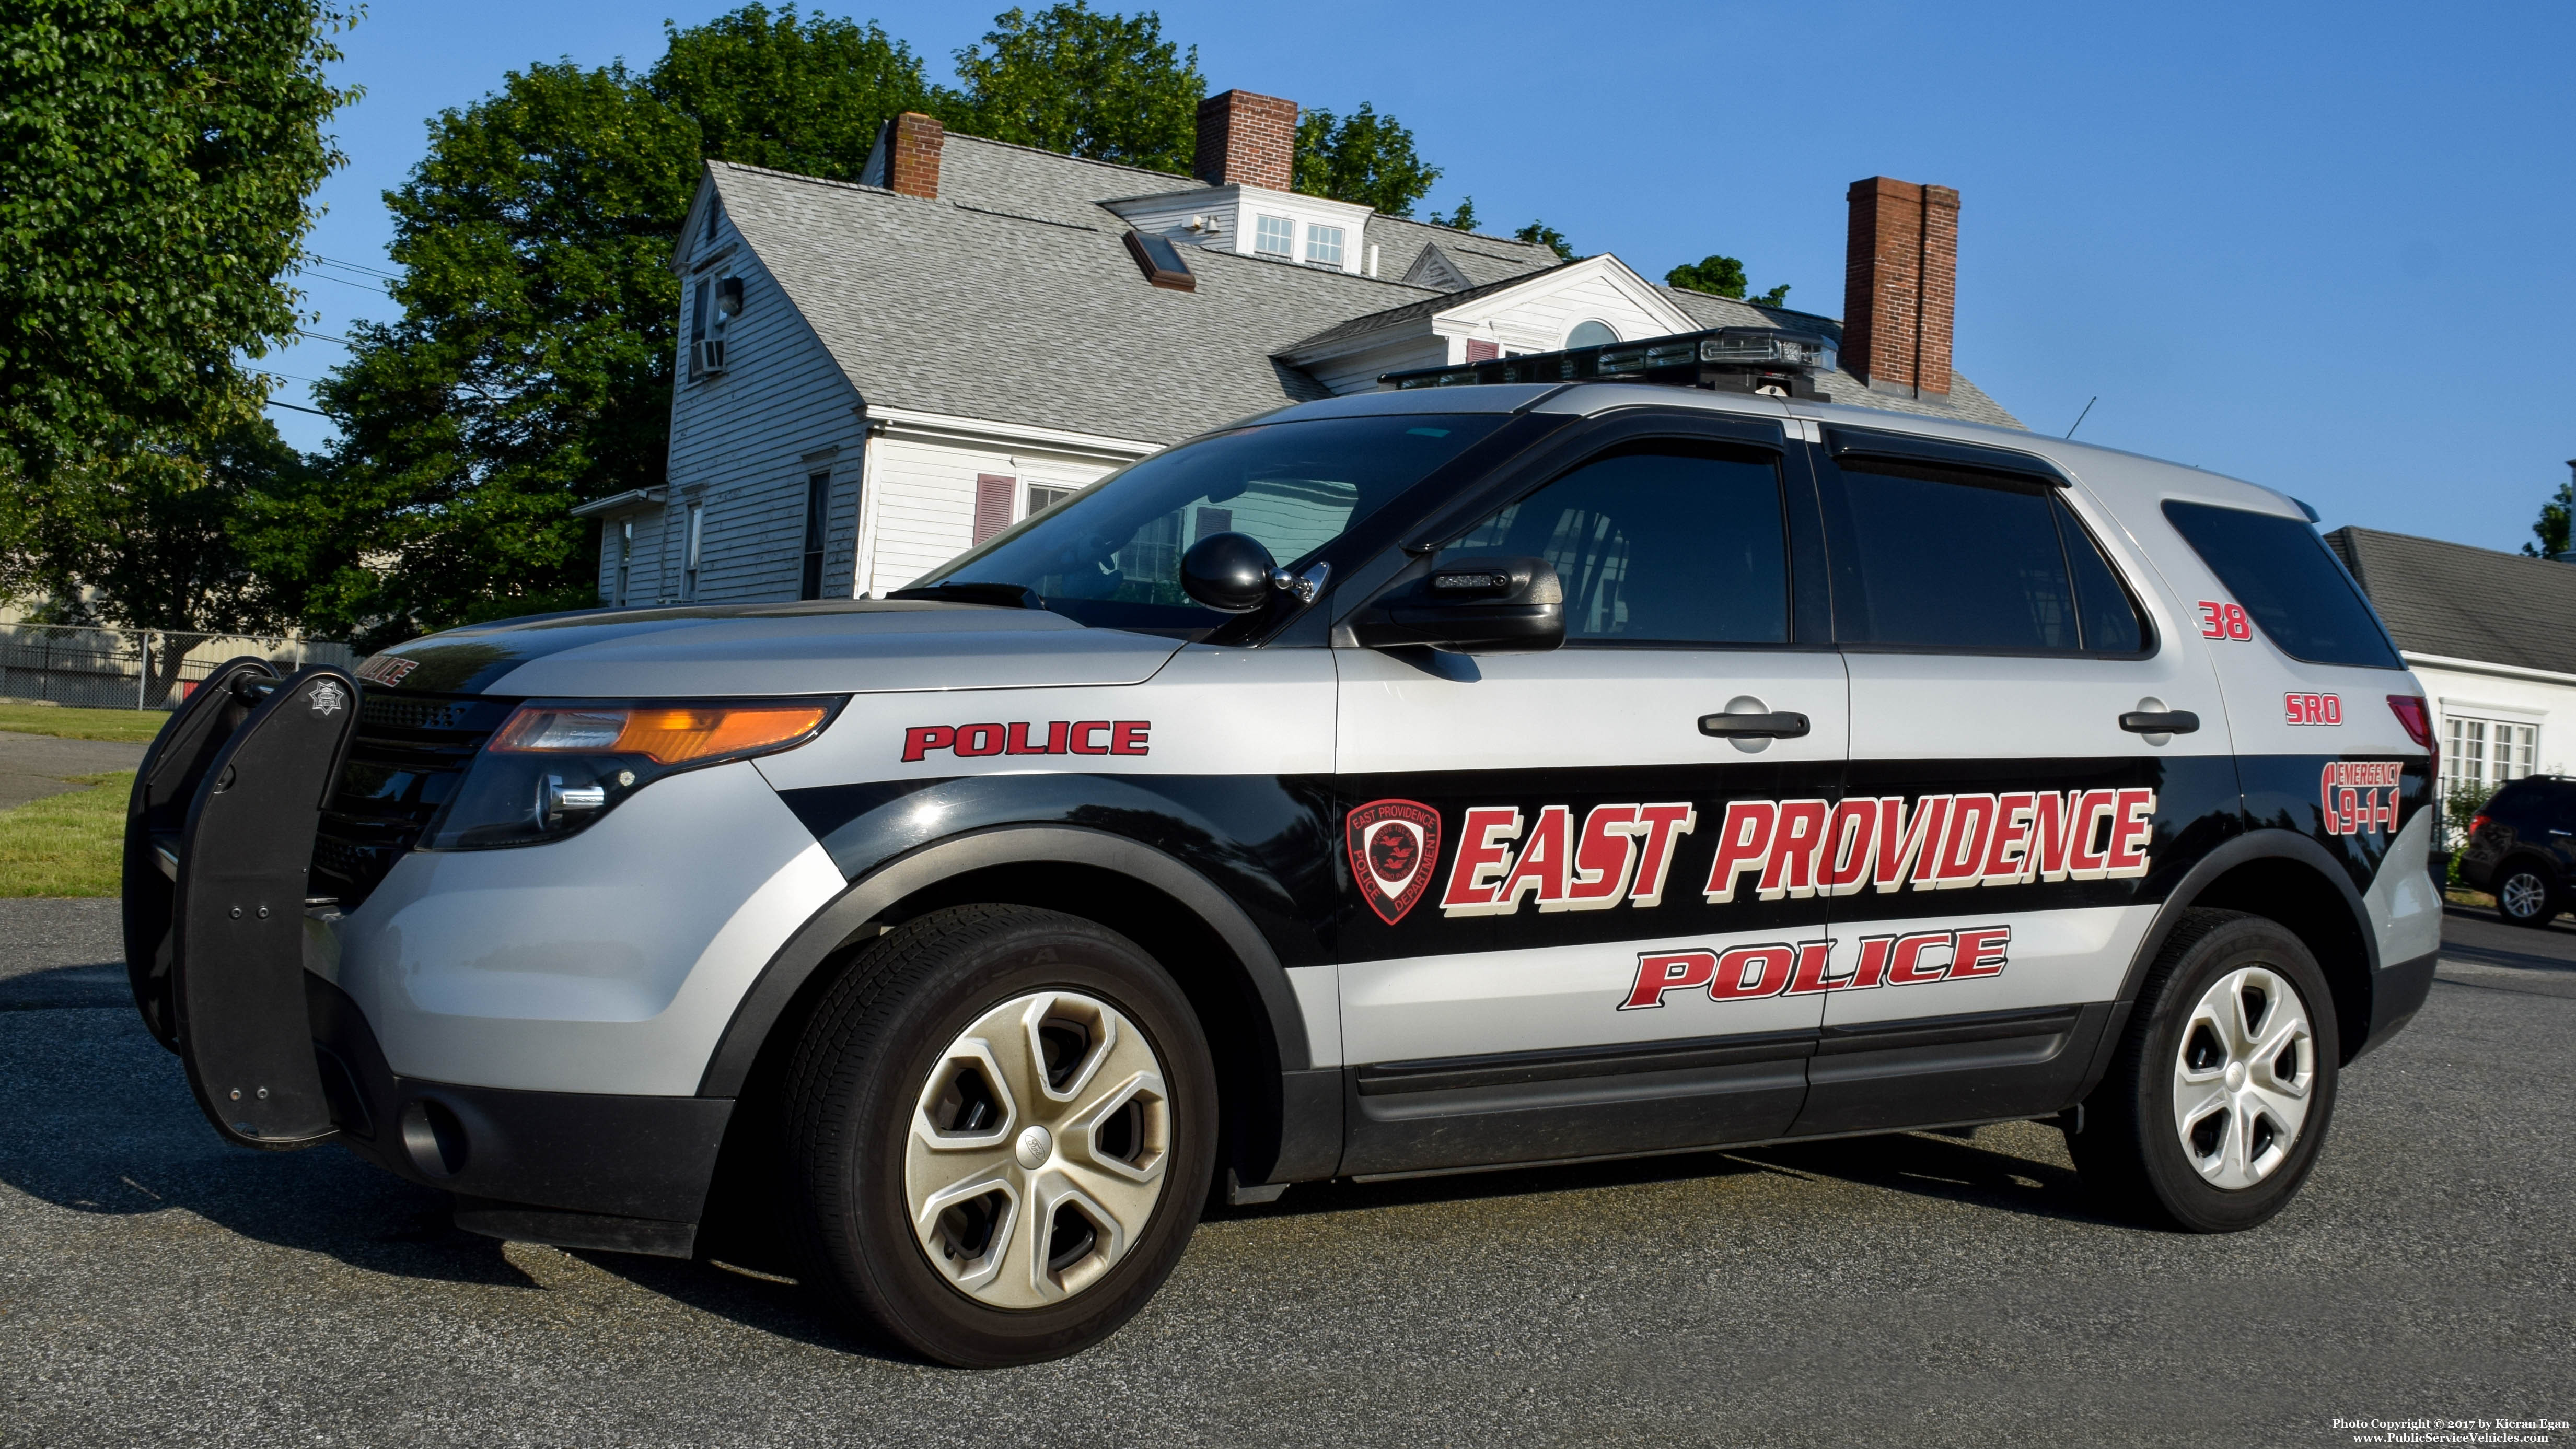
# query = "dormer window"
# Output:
<box><xmin>1304</xmin><ymin>224</ymin><xmax>1346</xmax><ymax>267</ymax></box>
<box><xmin>1254</xmin><ymin>214</ymin><xmax>1294</xmax><ymax>258</ymax></box>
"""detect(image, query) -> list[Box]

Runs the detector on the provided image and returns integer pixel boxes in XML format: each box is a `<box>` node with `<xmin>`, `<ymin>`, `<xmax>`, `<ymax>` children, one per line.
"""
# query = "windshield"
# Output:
<box><xmin>908</xmin><ymin>414</ymin><xmax>1508</xmax><ymax>632</ymax></box>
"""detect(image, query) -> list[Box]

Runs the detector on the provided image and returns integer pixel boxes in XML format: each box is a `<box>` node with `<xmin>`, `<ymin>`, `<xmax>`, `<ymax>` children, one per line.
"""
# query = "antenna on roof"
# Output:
<box><xmin>2065</xmin><ymin>396</ymin><xmax>2097</xmax><ymax>439</ymax></box>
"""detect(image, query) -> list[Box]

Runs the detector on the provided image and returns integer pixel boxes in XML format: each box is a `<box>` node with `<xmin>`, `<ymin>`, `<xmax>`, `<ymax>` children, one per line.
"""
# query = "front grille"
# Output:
<box><xmin>310</xmin><ymin>688</ymin><xmax>517</xmax><ymax>907</ymax></box>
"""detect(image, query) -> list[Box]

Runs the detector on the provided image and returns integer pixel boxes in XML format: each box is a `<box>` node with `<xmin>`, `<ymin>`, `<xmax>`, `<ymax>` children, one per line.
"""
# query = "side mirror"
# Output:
<box><xmin>1179</xmin><ymin>531</ymin><xmax>1279</xmax><ymax>613</ymax></box>
<box><xmin>1350</xmin><ymin>555</ymin><xmax>1566</xmax><ymax>654</ymax></box>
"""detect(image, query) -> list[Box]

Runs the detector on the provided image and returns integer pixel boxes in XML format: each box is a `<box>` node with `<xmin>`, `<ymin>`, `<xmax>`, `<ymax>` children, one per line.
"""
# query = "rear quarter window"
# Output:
<box><xmin>2161</xmin><ymin>500</ymin><xmax>2401</xmax><ymax>669</ymax></box>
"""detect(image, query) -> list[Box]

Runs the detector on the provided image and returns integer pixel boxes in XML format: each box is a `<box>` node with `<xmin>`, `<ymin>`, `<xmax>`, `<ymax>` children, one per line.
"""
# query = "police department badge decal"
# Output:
<box><xmin>1345</xmin><ymin>799</ymin><xmax>1441</xmax><ymax>926</ymax></box>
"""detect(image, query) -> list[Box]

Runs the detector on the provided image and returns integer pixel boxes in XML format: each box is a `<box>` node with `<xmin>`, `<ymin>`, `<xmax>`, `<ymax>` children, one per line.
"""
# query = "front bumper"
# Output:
<box><xmin>308</xmin><ymin>974</ymin><xmax>729</xmax><ymax>1255</ymax></box>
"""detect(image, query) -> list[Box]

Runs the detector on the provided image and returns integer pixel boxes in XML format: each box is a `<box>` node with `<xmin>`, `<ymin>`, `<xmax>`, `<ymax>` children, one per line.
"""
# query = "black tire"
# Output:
<box><xmin>2069</xmin><ymin>909</ymin><xmax>2340</xmax><ymax>1232</ymax></box>
<box><xmin>782</xmin><ymin>904</ymin><xmax>1218</xmax><ymax>1367</ymax></box>
<box><xmin>2492</xmin><ymin>860</ymin><xmax>2560</xmax><ymax>928</ymax></box>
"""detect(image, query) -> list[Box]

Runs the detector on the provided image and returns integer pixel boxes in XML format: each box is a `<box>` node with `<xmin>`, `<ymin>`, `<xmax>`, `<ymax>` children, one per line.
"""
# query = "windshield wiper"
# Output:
<box><xmin>886</xmin><ymin>581</ymin><xmax>1040</xmax><ymax>609</ymax></box>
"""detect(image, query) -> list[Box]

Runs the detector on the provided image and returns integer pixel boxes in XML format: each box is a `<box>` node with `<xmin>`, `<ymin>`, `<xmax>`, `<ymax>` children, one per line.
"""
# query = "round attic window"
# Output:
<box><xmin>1565</xmin><ymin>320</ymin><xmax>1619</xmax><ymax>349</ymax></box>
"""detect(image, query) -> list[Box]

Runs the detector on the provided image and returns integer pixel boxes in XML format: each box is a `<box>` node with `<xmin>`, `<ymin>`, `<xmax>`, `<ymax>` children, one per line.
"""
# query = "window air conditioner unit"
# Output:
<box><xmin>696</xmin><ymin>336</ymin><xmax>728</xmax><ymax>375</ymax></box>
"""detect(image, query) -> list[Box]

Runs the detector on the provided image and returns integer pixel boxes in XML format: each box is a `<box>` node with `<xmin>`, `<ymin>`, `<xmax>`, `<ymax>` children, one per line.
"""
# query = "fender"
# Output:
<box><xmin>696</xmin><ymin>824</ymin><xmax>1313</xmax><ymax>1099</ymax></box>
<box><xmin>2070</xmin><ymin>827</ymin><xmax>2384</xmax><ymax>1103</ymax></box>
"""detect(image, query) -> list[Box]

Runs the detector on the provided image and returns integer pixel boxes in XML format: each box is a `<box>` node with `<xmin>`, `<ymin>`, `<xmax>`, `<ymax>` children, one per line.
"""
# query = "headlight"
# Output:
<box><xmin>424</xmin><ymin>697</ymin><xmax>842</xmax><ymax>849</ymax></box>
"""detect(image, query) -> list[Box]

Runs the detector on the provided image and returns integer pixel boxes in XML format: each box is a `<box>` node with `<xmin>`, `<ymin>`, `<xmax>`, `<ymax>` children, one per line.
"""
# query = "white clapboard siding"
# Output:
<box><xmin>1302</xmin><ymin>335</ymin><xmax>1449</xmax><ymax>396</ymax></box>
<box><xmin>1455</xmin><ymin>267</ymin><xmax>1694</xmax><ymax>356</ymax></box>
<box><xmin>655</xmin><ymin>204</ymin><xmax>867</xmax><ymax>605</ymax></box>
<box><xmin>862</xmin><ymin>436</ymin><xmax>1124</xmax><ymax>596</ymax></box>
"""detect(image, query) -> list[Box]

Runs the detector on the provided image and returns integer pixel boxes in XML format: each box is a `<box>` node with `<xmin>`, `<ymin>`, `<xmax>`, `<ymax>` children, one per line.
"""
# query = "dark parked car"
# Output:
<box><xmin>2460</xmin><ymin>776</ymin><xmax>2576</xmax><ymax>927</ymax></box>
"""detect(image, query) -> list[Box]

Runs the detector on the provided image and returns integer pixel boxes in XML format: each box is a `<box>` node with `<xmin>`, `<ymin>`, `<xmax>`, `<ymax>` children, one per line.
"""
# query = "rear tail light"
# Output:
<box><xmin>2469</xmin><ymin>813</ymin><xmax>2490</xmax><ymax>838</ymax></box>
<box><xmin>2387</xmin><ymin>694</ymin><xmax>2435</xmax><ymax>779</ymax></box>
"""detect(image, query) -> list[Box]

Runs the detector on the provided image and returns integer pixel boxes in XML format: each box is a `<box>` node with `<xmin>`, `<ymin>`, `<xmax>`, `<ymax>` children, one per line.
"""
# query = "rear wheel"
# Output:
<box><xmin>783</xmin><ymin>904</ymin><xmax>1217</xmax><ymax>1366</ymax></box>
<box><xmin>2494</xmin><ymin>862</ymin><xmax>2559</xmax><ymax>928</ymax></box>
<box><xmin>2070</xmin><ymin>909</ymin><xmax>2340</xmax><ymax>1232</ymax></box>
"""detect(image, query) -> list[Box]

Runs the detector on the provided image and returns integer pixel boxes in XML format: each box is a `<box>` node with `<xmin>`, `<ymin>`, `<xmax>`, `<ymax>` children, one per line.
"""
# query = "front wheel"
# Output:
<box><xmin>783</xmin><ymin>904</ymin><xmax>1218</xmax><ymax>1366</ymax></box>
<box><xmin>2494</xmin><ymin>862</ymin><xmax>2559</xmax><ymax>928</ymax></box>
<box><xmin>2070</xmin><ymin>909</ymin><xmax>2340</xmax><ymax>1232</ymax></box>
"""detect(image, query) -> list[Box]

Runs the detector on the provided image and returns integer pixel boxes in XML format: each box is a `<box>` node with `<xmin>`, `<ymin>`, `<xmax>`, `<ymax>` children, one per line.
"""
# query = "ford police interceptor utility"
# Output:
<box><xmin>124</xmin><ymin>326</ymin><xmax>2441</xmax><ymax>1366</ymax></box>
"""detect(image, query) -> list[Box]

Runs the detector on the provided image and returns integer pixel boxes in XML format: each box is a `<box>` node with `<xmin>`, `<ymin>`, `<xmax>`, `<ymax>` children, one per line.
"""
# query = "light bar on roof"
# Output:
<box><xmin>1380</xmin><ymin>325</ymin><xmax>1835</xmax><ymax>399</ymax></box>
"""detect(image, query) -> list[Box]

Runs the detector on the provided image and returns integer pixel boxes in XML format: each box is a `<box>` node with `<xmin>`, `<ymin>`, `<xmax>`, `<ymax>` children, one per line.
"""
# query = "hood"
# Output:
<box><xmin>364</xmin><ymin>601</ymin><xmax>1187</xmax><ymax>698</ymax></box>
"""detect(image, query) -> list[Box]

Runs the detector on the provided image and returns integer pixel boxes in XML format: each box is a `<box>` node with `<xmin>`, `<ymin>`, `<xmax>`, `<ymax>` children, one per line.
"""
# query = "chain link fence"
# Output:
<box><xmin>0</xmin><ymin>623</ymin><xmax>358</xmax><ymax>711</ymax></box>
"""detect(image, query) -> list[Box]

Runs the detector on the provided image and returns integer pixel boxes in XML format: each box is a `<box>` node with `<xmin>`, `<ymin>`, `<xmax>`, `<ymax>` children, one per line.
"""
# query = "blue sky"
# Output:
<box><xmin>272</xmin><ymin>0</ymin><xmax>2575</xmax><ymax>554</ymax></box>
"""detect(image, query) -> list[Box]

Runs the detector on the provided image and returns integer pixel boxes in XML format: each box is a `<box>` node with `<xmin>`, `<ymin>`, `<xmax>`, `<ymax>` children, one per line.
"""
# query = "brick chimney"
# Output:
<box><xmin>885</xmin><ymin>112</ymin><xmax>943</xmax><ymax>199</ymax></box>
<box><xmin>1193</xmin><ymin>89</ymin><xmax>1297</xmax><ymax>191</ymax></box>
<box><xmin>1841</xmin><ymin>176</ymin><xmax>1959</xmax><ymax>398</ymax></box>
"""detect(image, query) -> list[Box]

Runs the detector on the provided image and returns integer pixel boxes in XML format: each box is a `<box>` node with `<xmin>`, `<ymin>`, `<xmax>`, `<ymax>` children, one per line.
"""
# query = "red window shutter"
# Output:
<box><xmin>1465</xmin><ymin>339</ymin><xmax>1500</xmax><ymax>362</ymax></box>
<box><xmin>973</xmin><ymin>474</ymin><xmax>1016</xmax><ymax>544</ymax></box>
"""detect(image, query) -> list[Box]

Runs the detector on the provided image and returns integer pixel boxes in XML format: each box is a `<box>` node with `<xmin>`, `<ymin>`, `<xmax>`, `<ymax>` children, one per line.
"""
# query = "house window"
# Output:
<box><xmin>1254</xmin><ymin>214</ymin><xmax>1294</xmax><ymax>258</ymax></box>
<box><xmin>1026</xmin><ymin>482</ymin><xmax>1076</xmax><ymax>517</ymax></box>
<box><xmin>2445</xmin><ymin>715</ymin><xmax>2539</xmax><ymax>796</ymax></box>
<box><xmin>1192</xmin><ymin>505</ymin><xmax>1233</xmax><ymax>542</ymax></box>
<box><xmin>1566</xmin><ymin>319</ymin><xmax>1619</xmax><ymax>349</ymax></box>
<box><xmin>800</xmin><ymin>473</ymin><xmax>830</xmax><ymax>600</ymax></box>
<box><xmin>613</xmin><ymin>519</ymin><xmax>633</xmax><ymax>606</ymax></box>
<box><xmin>682</xmin><ymin>503</ymin><xmax>704</xmax><ymax>601</ymax></box>
<box><xmin>973</xmin><ymin>474</ymin><xmax>1017</xmax><ymax>545</ymax></box>
<box><xmin>1304</xmin><ymin>223</ymin><xmax>1345</xmax><ymax>267</ymax></box>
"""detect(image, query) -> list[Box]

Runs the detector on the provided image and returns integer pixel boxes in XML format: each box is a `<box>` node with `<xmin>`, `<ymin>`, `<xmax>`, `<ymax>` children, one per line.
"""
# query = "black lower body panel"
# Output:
<box><xmin>307</xmin><ymin>976</ymin><xmax>731</xmax><ymax>1256</ymax></box>
<box><xmin>2353</xmin><ymin>949</ymin><xmax>2437</xmax><ymax>1061</ymax></box>
<box><xmin>1340</xmin><ymin>1031</ymin><xmax>1813</xmax><ymax>1178</ymax></box>
<box><xmin>1791</xmin><ymin>1004</ymin><xmax>2110</xmax><ymax>1138</ymax></box>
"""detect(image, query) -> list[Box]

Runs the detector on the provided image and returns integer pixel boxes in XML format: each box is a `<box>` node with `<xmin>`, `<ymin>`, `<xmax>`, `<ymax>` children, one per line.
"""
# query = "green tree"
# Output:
<box><xmin>651</xmin><ymin>5</ymin><xmax>930</xmax><ymax>178</ymax></box>
<box><xmin>1665</xmin><ymin>252</ymin><xmax>1790</xmax><ymax>306</ymax></box>
<box><xmin>0</xmin><ymin>416</ymin><xmax>307</xmax><ymax>691</ymax></box>
<box><xmin>1515</xmin><ymin>219</ymin><xmax>1575</xmax><ymax>262</ymax></box>
<box><xmin>939</xmin><ymin>3</ymin><xmax>1202</xmax><ymax>173</ymax></box>
<box><xmin>293</xmin><ymin>9</ymin><xmax>937</xmax><ymax>646</ymax></box>
<box><xmin>280</xmin><ymin>60</ymin><xmax>706</xmax><ymax>645</ymax></box>
<box><xmin>2522</xmin><ymin>471</ymin><xmax>2572</xmax><ymax>559</ymax></box>
<box><xmin>0</xmin><ymin>0</ymin><xmax>354</xmax><ymax>507</ymax></box>
<box><xmin>1427</xmin><ymin>196</ymin><xmax>1478</xmax><ymax>232</ymax></box>
<box><xmin>1294</xmin><ymin>104</ymin><xmax>1437</xmax><ymax>216</ymax></box>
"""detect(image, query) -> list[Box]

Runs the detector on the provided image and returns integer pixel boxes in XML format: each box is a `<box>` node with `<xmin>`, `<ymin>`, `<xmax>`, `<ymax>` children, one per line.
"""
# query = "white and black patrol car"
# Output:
<box><xmin>124</xmin><ymin>327</ymin><xmax>2442</xmax><ymax>1366</ymax></box>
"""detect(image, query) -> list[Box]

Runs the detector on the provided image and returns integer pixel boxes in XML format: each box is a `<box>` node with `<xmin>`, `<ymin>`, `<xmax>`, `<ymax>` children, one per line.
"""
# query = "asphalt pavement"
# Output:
<box><xmin>0</xmin><ymin>732</ymin><xmax>146</xmax><ymax>811</ymax></box>
<box><xmin>2</xmin><ymin>901</ymin><xmax>2570</xmax><ymax>1448</ymax></box>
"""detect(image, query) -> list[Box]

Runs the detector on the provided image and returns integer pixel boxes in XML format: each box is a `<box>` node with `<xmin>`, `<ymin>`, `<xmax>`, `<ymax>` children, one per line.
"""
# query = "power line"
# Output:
<box><xmin>294</xmin><ymin>328</ymin><xmax>354</xmax><ymax>347</ymax></box>
<box><xmin>307</xmin><ymin>252</ymin><xmax>401</xmax><ymax>281</ymax></box>
<box><xmin>264</xmin><ymin>397</ymin><xmax>333</xmax><ymax>418</ymax></box>
<box><xmin>303</xmin><ymin>271</ymin><xmax>393</xmax><ymax>298</ymax></box>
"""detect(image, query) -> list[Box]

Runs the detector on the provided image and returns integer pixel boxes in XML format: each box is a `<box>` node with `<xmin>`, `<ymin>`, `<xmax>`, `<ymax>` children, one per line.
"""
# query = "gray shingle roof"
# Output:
<box><xmin>2328</xmin><ymin>527</ymin><xmax>2576</xmax><ymax>676</ymax></box>
<box><xmin>710</xmin><ymin>161</ymin><xmax>1444</xmax><ymax>444</ymax></box>
<box><xmin>711</xmin><ymin>137</ymin><xmax>2021</xmax><ymax>442</ymax></box>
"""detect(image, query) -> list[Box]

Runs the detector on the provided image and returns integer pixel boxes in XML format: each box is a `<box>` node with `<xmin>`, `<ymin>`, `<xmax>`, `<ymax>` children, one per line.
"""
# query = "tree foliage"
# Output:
<box><xmin>652</xmin><ymin>5</ymin><xmax>930</xmax><ymax>178</ymax></box>
<box><xmin>292</xmin><ymin>9</ymin><xmax>943</xmax><ymax>646</ymax></box>
<box><xmin>1665</xmin><ymin>252</ymin><xmax>1789</xmax><ymax>306</ymax></box>
<box><xmin>1294</xmin><ymin>104</ymin><xmax>1437</xmax><ymax>217</ymax></box>
<box><xmin>939</xmin><ymin>3</ymin><xmax>1202</xmax><ymax>173</ymax></box>
<box><xmin>1515</xmin><ymin>219</ymin><xmax>1575</xmax><ymax>262</ymax></box>
<box><xmin>0</xmin><ymin>417</ymin><xmax>305</xmax><ymax>664</ymax></box>
<box><xmin>2524</xmin><ymin>473</ymin><xmax>2573</xmax><ymax>559</ymax></box>
<box><xmin>1426</xmin><ymin>196</ymin><xmax>1478</xmax><ymax>232</ymax></box>
<box><xmin>0</xmin><ymin>0</ymin><xmax>353</xmax><ymax>629</ymax></box>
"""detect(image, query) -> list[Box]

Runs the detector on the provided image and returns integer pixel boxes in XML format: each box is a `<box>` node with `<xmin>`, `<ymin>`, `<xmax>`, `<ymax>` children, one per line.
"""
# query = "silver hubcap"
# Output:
<box><xmin>2171</xmin><ymin>965</ymin><xmax>2315</xmax><ymax>1190</ymax></box>
<box><xmin>2501</xmin><ymin>872</ymin><xmax>2547</xmax><ymax>918</ymax></box>
<box><xmin>904</xmin><ymin>991</ymin><xmax>1171</xmax><ymax>1309</ymax></box>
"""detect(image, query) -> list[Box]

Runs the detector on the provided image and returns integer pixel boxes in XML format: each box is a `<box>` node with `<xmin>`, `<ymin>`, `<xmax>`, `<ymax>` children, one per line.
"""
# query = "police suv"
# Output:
<box><xmin>125</xmin><ymin>328</ymin><xmax>2441</xmax><ymax>1367</ymax></box>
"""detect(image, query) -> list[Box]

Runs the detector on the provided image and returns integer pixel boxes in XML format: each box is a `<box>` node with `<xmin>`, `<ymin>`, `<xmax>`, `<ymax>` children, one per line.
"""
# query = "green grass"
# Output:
<box><xmin>0</xmin><ymin>771</ymin><xmax>131</xmax><ymax>897</ymax></box>
<box><xmin>0</xmin><ymin>703</ymin><xmax>168</xmax><ymax>744</ymax></box>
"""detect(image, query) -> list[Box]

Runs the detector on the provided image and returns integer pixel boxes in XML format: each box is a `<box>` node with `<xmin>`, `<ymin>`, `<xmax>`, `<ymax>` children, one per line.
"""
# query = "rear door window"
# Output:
<box><xmin>1818</xmin><ymin>456</ymin><xmax>2148</xmax><ymax>654</ymax></box>
<box><xmin>2161</xmin><ymin>501</ymin><xmax>2401</xmax><ymax>669</ymax></box>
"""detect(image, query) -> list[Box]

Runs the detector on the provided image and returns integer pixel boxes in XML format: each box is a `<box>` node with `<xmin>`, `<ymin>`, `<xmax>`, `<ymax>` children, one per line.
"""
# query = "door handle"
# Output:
<box><xmin>2118</xmin><ymin>710</ymin><xmax>2200</xmax><ymax>734</ymax></box>
<box><xmin>1700</xmin><ymin>711</ymin><xmax>1811</xmax><ymax>739</ymax></box>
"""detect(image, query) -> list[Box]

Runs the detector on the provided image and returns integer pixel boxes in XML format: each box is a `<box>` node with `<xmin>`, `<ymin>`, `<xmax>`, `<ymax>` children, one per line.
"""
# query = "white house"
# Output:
<box><xmin>2328</xmin><ymin>525</ymin><xmax>2576</xmax><ymax>800</ymax></box>
<box><xmin>576</xmin><ymin>89</ymin><xmax>2020</xmax><ymax>607</ymax></box>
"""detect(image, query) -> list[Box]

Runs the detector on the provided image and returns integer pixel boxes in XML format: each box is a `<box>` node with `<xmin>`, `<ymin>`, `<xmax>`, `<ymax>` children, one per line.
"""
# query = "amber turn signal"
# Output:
<box><xmin>491</xmin><ymin>701</ymin><xmax>832</xmax><ymax>765</ymax></box>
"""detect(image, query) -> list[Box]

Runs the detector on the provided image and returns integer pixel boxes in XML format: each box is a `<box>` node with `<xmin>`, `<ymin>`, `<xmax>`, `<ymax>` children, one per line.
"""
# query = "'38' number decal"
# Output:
<box><xmin>2197</xmin><ymin>600</ymin><xmax>2253</xmax><ymax>641</ymax></box>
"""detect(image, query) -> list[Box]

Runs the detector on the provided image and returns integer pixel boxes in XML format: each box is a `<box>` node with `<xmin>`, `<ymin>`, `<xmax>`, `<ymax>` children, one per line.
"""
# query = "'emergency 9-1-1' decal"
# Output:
<box><xmin>1421</xmin><ymin>789</ymin><xmax>2159</xmax><ymax>920</ymax></box>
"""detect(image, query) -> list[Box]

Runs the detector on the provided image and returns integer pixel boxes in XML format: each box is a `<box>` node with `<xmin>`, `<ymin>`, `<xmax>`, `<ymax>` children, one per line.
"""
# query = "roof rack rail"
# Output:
<box><xmin>1379</xmin><ymin>326</ymin><xmax>1836</xmax><ymax>399</ymax></box>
